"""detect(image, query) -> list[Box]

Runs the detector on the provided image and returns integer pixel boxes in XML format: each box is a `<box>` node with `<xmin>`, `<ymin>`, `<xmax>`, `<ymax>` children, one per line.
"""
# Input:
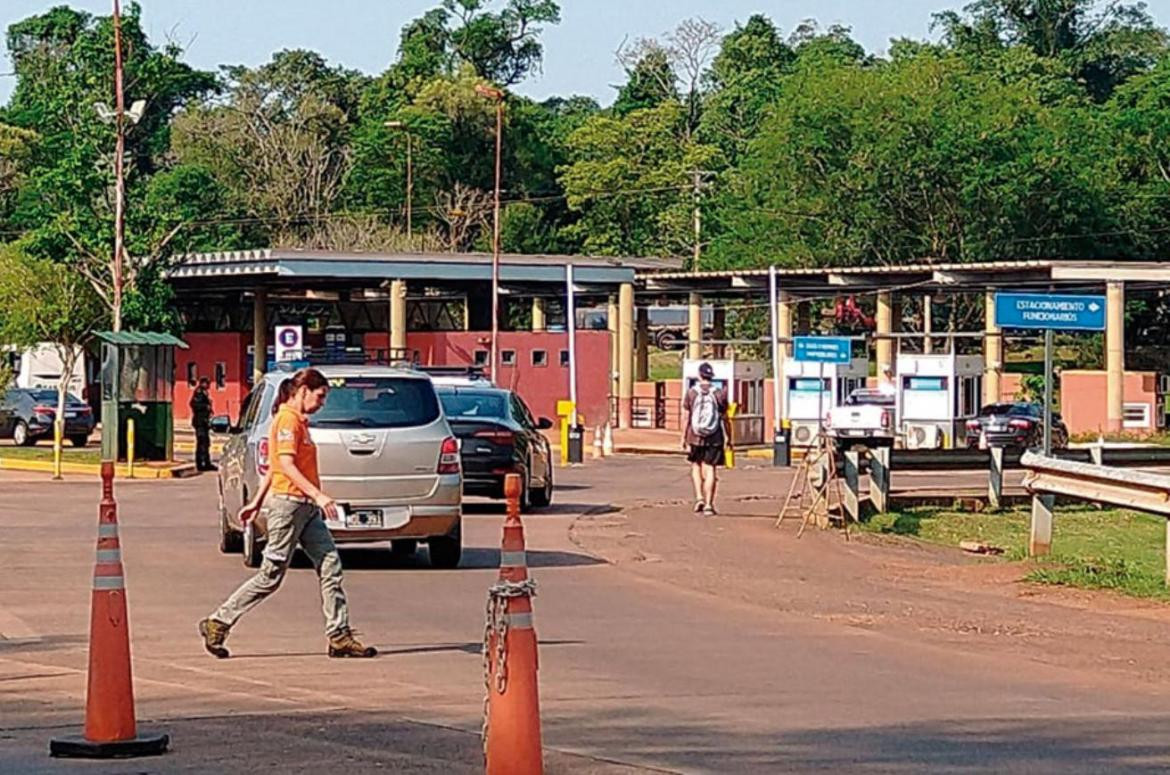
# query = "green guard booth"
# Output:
<box><xmin>97</xmin><ymin>332</ymin><xmax>188</xmax><ymax>463</ymax></box>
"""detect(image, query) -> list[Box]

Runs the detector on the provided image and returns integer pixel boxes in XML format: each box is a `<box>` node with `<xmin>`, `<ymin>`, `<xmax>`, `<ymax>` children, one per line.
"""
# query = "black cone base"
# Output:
<box><xmin>50</xmin><ymin>730</ymin><xmax>169</xmax><ymax>758</ymax></box>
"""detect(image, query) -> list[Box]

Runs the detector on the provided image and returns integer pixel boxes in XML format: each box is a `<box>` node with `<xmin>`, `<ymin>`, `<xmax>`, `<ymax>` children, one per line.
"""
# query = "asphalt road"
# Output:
<box><xmin>4</xmin><ymin>459</ymin><xmax>1170</xmax><ymax>773</ymax></box>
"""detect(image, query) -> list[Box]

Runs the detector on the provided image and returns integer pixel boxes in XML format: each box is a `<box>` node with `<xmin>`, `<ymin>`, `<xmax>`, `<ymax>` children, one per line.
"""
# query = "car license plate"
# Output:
<box><xmin>346</xmin><ymin>509</ymin><xmax>383</xmax><ymax>528</ymax></box>
<box><xmin>65</xmin><ymin>411</ymin><xmax>77</xmax><ymax>419</ymax></box>
<box><xmin>989</xmin><ymin>424</ymin><xmax>1006</xmax><ymax>432</ymax></box>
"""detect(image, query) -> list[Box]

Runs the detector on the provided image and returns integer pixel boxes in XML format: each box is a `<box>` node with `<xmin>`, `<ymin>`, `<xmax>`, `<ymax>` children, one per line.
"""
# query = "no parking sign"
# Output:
<box><xmin>274</xmin><ymin>325</ymin><xmax>304</xmax><ymax>362</ymax></box>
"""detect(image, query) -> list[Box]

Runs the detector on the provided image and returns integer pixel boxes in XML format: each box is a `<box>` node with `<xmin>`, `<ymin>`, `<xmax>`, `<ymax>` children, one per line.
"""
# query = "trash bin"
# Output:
<box><xmin>772</xmin><ymin>427</ymin><xmax>791</xmax><ymax>467</ymax></box>
<box><xmin>567</xmin><ymin>424</ymin><xmax>585</xmax><ymax>464</ymax></box>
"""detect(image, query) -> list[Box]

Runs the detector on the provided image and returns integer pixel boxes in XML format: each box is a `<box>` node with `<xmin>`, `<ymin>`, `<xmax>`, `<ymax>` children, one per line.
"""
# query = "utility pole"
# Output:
<box><xmin>476</xmin><ymin>84</ymin><xmax>505</xmax><ymax>381</ymax></box>
<box><xmin>690</xmin><ymin>171</ymin><xmax>712</xmax><ymax>274</ymax></box>
<box><xmin>384</xmin><ymin>121</ymin><xmax>413</xmax><ymax>243</ymax></box>
<box><xmin>112</xmin><ymin>0</ymin><xmax>126</xmax><ymax>332</ymax></box>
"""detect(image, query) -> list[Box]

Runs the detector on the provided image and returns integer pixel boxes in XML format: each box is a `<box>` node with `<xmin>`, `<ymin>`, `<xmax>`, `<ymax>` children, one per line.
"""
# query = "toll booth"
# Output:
<box><xmin>683</xmin><ymin>358</ymin><xmax>767</xmax><ymax>446</ymax></box>
<box><xmin>98</xmin><ymin>331</ymin><xmax>188</xmax><ymax>462</ymax></box>
<box><xmin>782</xmin><ymin>356</ymin><xmax>868</xmax><ymax>447</ymax></box>
<box><xmin>895</xmin><ymin>353</ymin><xmax>983</xmax><ymax>449</ymax></box>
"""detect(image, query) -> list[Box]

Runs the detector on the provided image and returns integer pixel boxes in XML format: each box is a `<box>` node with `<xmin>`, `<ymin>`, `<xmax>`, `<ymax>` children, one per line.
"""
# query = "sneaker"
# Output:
<box><xmin>693</xmin><ymin>501</ymin><xmax>705</xmax><ymax>514</ymax></box>
<box><xmin>328</xmin><ymin>629</ymin><xmax>378</xmax><ymax>658</ymax></box>
<box><xmin>198</xmin><ymin>617</ymin><xmax>231</xmax><ymax>659</ymax></box>
<box><xmin>703</xmin><ymin>504</ymin><xmax>717</xmax><ymax>517</ymax></box>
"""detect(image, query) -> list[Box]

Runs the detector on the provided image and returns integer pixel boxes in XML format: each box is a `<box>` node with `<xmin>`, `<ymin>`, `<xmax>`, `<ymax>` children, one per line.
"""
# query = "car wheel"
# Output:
<box><xmin>69</xmin><ymin>435</ymin><xmax>89</xmax><ymax>448</ymax></box>
<box><xmin>428</xmin><ymin>524</ymin><xmax>462</xmax><ymax>569</ymax></box>
<box><xmin>13</xmin><ymin>421</ymin><xmax>32</xmax><ymax>447</ymax></box>
<box><xmin>530</xmin><ymin>461</ymin><xmax>553</xmax><ymax>508</ymax></box>
<box><xmin>390</xmin><ymin>539</ymin><xmax>418</xmax><ymax>560</ymax></box>
<box><xmin>218</xmin><ymin>480</ymin><xmax>242</xmax><ymax>554</ymax></box>
<box><xmin>242</xmin><ymin>521</ymin><xmax>262</xmax><ymax>568</ymax></box>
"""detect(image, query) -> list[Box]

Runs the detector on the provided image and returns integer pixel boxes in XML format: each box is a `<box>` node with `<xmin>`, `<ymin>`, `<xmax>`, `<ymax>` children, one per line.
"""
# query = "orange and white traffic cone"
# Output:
<box><xmin>50</xmin><ymin>463</ymin><xmax>169</xmax><ymax>758</ymax></box>
<box><xmin>484</xmin><ymin>473</ymin><xmax>542</xmax><ymax>775</ymax></box>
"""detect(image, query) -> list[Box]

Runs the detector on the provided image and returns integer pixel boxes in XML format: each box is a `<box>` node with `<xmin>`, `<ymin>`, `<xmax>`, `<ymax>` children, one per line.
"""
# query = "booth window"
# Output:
<box><xmin>532</xmin><ymin>349</ymin><xmax>548</xmax><ymax>367</ymax></box>
<box><xmin>559</xmin><ymin>349</ymin><xmax>570</xmax><ymax>367</ymax></box>
<box><xmin>956</xmin><ymin>375</ymin><xmax>982</xmax><ymax>417</ymax></box>
<box><xmin>186</xmin><ymin>362</ymin><xmax>197</xmax><ymax>387</ymax></box>
<box><xmin>501</xmin><ymin>350</ymin><xmax>517</xmax><ymax>366</ymax></box>
<box><xmin>1124</xmin><ymin>403</ymin><xmax>1151</xmax><ymax>429</ymax></box>
<box><xmin>474</xmin><ymin>349</ymin><xmax>489</xmax><ymax>366</ymax></box>
<box><xmin>214</xmin><ymin>362</ymin><xmax>227</xmax><ymax>390</ymax></box>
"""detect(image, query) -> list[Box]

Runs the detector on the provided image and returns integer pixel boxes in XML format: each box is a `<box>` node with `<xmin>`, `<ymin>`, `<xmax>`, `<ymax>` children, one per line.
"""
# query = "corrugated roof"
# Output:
<box><xmin>637</xmin><ymin>260</ymin><xmax>1057</xmax><ymax>280</ymax></box>
<box><xmin>96</xmin><ymin>331</ymin><xmax>189</xmax><ymax>348</ymax></box>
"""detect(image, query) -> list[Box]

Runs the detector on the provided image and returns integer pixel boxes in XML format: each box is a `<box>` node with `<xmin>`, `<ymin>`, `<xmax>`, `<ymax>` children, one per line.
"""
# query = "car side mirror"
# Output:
<box><xmin>537</xmin><ymin>417</ymin><xmax>554</xmax><ymax>430</ymax></box>
<box><xmin>209</xmin><ymin>415</ymin><xmax>232</xmax><ymax>434</ymax></box>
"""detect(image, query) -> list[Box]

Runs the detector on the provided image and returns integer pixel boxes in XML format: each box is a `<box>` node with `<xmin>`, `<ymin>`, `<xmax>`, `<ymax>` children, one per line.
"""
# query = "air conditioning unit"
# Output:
<box><xmin>793</xmin><ymin>424</ymin><xmax>814</xmax><ymax>445</ymax></box>
<box><xmin>904</xmin><ymin>423</ymin><xmax>941</xmax><ymax>450</ymax></box>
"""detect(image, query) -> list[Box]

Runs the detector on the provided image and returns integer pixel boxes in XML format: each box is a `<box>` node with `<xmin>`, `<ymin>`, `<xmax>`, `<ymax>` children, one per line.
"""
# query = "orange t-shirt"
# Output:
<box><xmin>269</xmin><ymin>405</ymin><xmax>320</xmax><ymax>498</ymax></box>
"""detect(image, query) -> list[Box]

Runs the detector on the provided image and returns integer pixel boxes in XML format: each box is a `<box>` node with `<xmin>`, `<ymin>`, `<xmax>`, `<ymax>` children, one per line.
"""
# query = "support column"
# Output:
<box><xmin>389</xmin><ymin>279</ymin><xmax>408</xmax><ymax>356</ymax></box>
<box><xmin>252</xmin><ymin>288</ymin><xmax>267</xmax><ymax>385</ymax></box>
<box><xmin>778</xmin><ymin>291</ymin><xmax>794</xmax><ymax>358</ymax></box>
<box><xmin>922</xmin><ymin>294</ymin><xmax>933</xmax><ymax>354</ymax></box>
<box><xmin>712</xmin><ymin>307</ymin><xmax>726</xmax><ymax>359</ymax></box>
<box><xmin>532</xmin><ymin>297</ymin><xmax>546</xmax><ymax>332</ymax></box>
<box><xmin>687</xmin><ymin>292</ymin><xmax>702</xmax><ymax>361</ymax></box>
<box><xmin>635</xmin><ymin>307</ymin><xmax>650</xmax><ymax>382</ymax></box>
<box><xmin>876</xmin><ymin>290</ymin><xmax>895</xmax><ymax>386</ymax></box>
<box><xmin>1106</xmin><ymin>281</ymin><xmax>1125</xmax><ymax>434</ymax></box>
<box><xmin>984</xmin><ymin>290</ymin><xmax>1002</xmax><ymax>406</ymax></box>
<box><xmin>608</xmin><ymin>294</ymin><xmax>619</xmax><ymax>402</ymax></box>
<box><xmin>618</xmin><ymin>283</ymin><xmax>635</xmax><ymax>429</ymax></box>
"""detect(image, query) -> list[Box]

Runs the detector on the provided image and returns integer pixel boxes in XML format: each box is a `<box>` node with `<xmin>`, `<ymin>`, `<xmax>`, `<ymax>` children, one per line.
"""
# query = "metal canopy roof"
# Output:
<box><xmin>96</xmin><ymin>331</ymin><xmax>189</xmax><ymax>348</ymax></box>
<box><xmin>635</xmin><ymin>260</ymin><xmax>1170</xmax><ymax>297</ymax></box>
<box><xmin>169</xmin><ymin>249</ymin><xmax>681</xmax><ymax>292</ymax></box>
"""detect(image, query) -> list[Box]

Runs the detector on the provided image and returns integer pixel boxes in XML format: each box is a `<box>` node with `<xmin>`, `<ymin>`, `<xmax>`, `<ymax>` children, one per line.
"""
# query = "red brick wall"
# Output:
<box><xmin>174</xmin><ymin>333</ymin><xmax>250</xmax><ymax>425</ymax></box>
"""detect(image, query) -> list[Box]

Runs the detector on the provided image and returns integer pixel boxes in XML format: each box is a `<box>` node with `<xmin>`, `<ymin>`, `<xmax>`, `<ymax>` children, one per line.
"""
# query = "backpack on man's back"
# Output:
<box><xmin>690</xmin><ymin>385</ymin><xmax>722</xmax><ymax>439</ymax></box>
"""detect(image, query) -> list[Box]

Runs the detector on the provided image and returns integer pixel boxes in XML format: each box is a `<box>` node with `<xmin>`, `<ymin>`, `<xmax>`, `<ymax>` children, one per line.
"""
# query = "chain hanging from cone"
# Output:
<box><xmin>482</xmin><ymin>473</ymin><xmax>543</xmax><ymax>774</ymax></box>
<box><xmin>50</xmin><ymin>462</ymin><xmax>169</xmax><ymax>759</ymax></box>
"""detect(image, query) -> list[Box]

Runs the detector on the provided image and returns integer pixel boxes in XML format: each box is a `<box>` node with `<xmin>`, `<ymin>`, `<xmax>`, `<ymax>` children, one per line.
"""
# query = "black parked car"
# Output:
<box><xmin>0</xmin><ymin>388</ymin><xmax>95</xmax><ymax>447</ymax></box>
<box><xmin>436</xmin><ymin>386</ymin><xmax>555</xmax><ymax>511</ymax></box>
<box><xmin>965</xmin><ymin>402</ymin><xmax>1069</xmax><ymax>450</ymax></box>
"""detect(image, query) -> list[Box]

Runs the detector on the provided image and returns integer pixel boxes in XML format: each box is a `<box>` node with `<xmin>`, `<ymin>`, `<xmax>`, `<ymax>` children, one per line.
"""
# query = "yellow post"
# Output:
<box><xmin>127</xmin><ymin>418</ymin><xmax>136</xmax><ymax>479</ymax></box>
<box><xmin>390</xmin><ymin>278</ymin><xmax>408</xmax><ymax>357</ymax></box>
<box><xmin>724</xmin><ymin>402</ymin><xmax>737</xmax><ymax>469</ymax></box>
<box><xmin>556</xmin><ymin>399</ymin><xmax>575</xmax><ymax>467</ymax></box>
<box><xmin>53</xmin><ymin>419</ymin><xmax>63</xmax><ymax>481</ymax></box>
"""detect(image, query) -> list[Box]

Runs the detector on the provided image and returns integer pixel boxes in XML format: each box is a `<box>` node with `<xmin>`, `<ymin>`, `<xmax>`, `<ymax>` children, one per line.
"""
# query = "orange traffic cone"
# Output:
<box><xmin>484</xmin><ymin>473</ymin><xmax>543</xmax><ymax>775</ymax></box>
<box><xmin>50</xmin><ymin>463</ymin><xmax>169</xmax><ymax>758</ymax></box>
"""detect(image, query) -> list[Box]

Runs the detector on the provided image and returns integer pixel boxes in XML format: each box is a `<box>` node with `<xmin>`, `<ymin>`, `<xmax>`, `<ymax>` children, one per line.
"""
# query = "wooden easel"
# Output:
<box><xmin>776</xmin><ymin>432</ymin><xmax>848</xmax><ymax>538</ymax></box>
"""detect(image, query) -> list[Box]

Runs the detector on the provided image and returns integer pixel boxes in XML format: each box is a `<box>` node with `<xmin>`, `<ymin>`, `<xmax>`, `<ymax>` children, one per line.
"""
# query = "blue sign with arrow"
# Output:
<box><xmin>793</xmin><ymin>336</ymin><xmax>852</xmax><ymax>364</ymax></box>
<box><xmin>994</xmin><ymin>293</ymin><xmax>1106</xmax><ymax>332</ymax></box>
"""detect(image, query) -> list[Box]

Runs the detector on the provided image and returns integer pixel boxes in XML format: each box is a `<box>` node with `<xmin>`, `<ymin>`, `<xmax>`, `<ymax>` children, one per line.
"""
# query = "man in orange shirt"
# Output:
<box><xmin>199</xmin><ymin>368</ymin><xmax>375</xmax><ymax>659</ymax></box>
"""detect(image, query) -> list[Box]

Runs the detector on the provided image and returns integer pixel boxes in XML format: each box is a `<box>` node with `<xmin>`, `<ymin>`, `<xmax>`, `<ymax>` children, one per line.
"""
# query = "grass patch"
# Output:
<box><xmin>0</xmin><ymin>445</ymin><xmax>103</xmax><ymax>465</ymax></box>
<box><xmin>649</xmin><ymin>349</ymin><xmax>683</xmax><ymax>382</ymax></box>
<box><xmin>860</xmin><ymin>505</ymin><xmax>1170</xmax><ymax>600</ymax></box>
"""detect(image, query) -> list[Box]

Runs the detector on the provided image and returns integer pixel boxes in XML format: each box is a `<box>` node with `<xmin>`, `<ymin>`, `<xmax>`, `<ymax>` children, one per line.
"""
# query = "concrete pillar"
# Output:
<box><xmin>532</xmin><ymin>297</ymin><xmax>546</xmax><ymax>332</ymax></box>
<box><xmin>389</xmin><ymin>279</ymin><xmax>408</xmax><ymax>355</ymax></box>
<box><xmin>876</xmin><ymin>290</ymin><xmax>895</xmax><ymax>386</ymax></box>
<box><xmin>778</xmin><ymin>290</ymin><xmax>793</xmax><ymax>358</ymax></box>
<box><xmin>618</xmin><ymin>283</ymin><xmax>635</xmax><ymax>429</ymax></box>
<box><xmin>1106</xmin><ymin>281</ymin><xmax>1125</xmax><ymax>434</ymax></box>
<box><xmin>984</xmin><ymin>290</ymin><xmax>1002</xmax><ymax>406</ymax></box>
<box><xmin>252</xmin><ymin>288</ymin><xmax>267</xmax><ymax>385</ymax></box>
<box><xmin>712</xmin><ymin>306</ymin><xmax>726</xmax><ymax>359</ymax></box>
<box><xmin>842</xmin><ymin>450</ymin><xmax>861</xmax><ymax>523</ymax></box>
<box><xmin>635</xmin><ymin>306</ymin><xmax>650</xmax><ymax>381</ymax></box>
<box><xmin>923</xmin><ymin>294</ymin><xmax>933</xmax><ymax>354</ymax></box>
<box><xmin>870</xmin><ymin>446</ymin><xmax>890</xmax><ymax>514</ymax></box>
<box><xmin>988</xmin><ymin>446</ymin><xmax>1004</xmax><ymax>512</ymax></box>
<box><xmin>687</xmin><ymin>292</ymin><xmax>702</xmax><ymax>361</ymax></box>
<box><xmin>1029</xmin><ymin>494</ymin><xmax>1054</xmax><ymax>557</ymax></box>
<box><xmin>608</xmin><ymin>294</ymin><xmax>619</xmax><ymax>401</ymax></box>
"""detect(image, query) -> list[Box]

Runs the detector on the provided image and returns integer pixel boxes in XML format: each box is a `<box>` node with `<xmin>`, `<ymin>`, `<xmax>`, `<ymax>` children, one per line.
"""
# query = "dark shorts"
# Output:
<box><xmin>687</xmin><ymin>444</ymin><xmax>724</xmax><ymax>467</ymax></box>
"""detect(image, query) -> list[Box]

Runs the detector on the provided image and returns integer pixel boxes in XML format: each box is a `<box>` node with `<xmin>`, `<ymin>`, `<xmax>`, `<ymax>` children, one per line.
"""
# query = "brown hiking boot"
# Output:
<box><xmin>199</xmin><ymin>618</ymin><xmax>231</xmax><ymax>659</ymax></box>
<box><xmin>328</xmin><ymin>629</ymin><xmax>377</xmax><ymax>658</ymax></box>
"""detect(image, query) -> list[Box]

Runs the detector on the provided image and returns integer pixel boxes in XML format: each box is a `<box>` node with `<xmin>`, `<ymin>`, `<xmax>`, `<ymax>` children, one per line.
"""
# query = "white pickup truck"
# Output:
<box><xmin>827</xmin><ymin>388</ymin><xmax>896</xmax><ymax>450</ymax></box>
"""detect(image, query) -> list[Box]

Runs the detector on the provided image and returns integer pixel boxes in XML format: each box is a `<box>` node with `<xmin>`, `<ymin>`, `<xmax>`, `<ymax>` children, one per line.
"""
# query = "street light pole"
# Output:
<box><xmin>477</xmin><ymin>84</ymin><xmax>505</xmax><ymax>382</ymax></box>
<box><xmin>383</xmin><ymin>121</ymin><xmax>413</xmax><ymax>244</ymax></box>
<box><xmin>112</xmin><ymin>0</ymin><xmax>126</xmax><ymax>332</ymax></box>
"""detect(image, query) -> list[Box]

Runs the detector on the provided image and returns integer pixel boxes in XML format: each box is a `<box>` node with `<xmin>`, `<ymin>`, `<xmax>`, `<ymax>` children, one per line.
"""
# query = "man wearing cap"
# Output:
<box><xmin>681</xmin><ymin>362</ymin><xmax>730</xmax><ymax>516</ymax></box>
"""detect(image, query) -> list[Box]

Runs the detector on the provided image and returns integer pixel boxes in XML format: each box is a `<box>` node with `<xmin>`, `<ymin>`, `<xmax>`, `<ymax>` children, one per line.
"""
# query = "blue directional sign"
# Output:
<box><xmin>995</xmin><ymin>292</ymin><xmax>1106</xmax><ymax>332</ymax></box>
<box><xmin>793</xmin><ymin>336</ymin><xmax>852</xmax><ymax>364</ymax></box>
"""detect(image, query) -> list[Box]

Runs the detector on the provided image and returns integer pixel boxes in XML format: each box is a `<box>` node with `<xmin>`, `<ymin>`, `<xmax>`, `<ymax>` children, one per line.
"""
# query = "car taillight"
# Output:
<box><xmin>257</xmin><ymin>437</ymin><xmax>270</xmax><ymax>477</ymax></box>
<box><xmin>966</xmin><ymin>419</ymin><xmax>980</xmax><ymax>430</ymax></box>
<box><xmin>1008</xmin><ymin>419</ymin><xmax>1032</xmax><ymax>430</ymax></box>
<box><xmin>438</xmin><ymin>436</ymin><xmax>461</xmax><ymax>474</ymax></box>
<box><xmin>33</xmin><ymin>405</ymin><xmax>54</xmax><ymax>416</ymax></box>
<box><xmin>474</xmin><ymin>429</ymin><xmax>515</xmax><ymax>443</ymax></box>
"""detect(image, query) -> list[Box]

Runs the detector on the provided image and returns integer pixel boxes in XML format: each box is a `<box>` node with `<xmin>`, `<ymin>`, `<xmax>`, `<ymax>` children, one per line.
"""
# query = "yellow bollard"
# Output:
<box><xmin>53</xmin><ymin>419</ymin><xmax>63</xmax><ymax>481</ymax></box>
<box><xmin>126</xmin><ymin>418</ymin><xmax>136</xmax><ymax>479</ymax></box>
<box><xmin>724</xmin><ymin>403</ymin><xmax>737</xmax><ymax>469</ymax></box>
<box><xmin>556</xmin><ymin>399</ymin><xmax>575</xmax><ymax>467</ymax></box>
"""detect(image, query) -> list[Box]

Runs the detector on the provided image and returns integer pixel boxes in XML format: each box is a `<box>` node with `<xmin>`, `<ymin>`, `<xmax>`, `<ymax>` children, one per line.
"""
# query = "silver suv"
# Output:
<box><xmin>213</xmin><ymin>366</ymin><xmax>463</xmax><ymax>568</ymax></box>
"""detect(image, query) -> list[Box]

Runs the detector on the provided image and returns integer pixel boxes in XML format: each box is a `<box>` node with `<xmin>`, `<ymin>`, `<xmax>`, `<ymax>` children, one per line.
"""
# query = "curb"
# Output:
<box><xmin>0</xmin><ymin>458</ymin><xmax>198</xmax><ymax>480</ymax></box>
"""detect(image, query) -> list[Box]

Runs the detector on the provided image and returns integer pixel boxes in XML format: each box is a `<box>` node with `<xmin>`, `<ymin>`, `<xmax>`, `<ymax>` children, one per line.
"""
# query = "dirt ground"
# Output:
<box><xmin>570</xmin><ymin>460</ymin><xmax>1170</xmax><ymax>691</ymax></box>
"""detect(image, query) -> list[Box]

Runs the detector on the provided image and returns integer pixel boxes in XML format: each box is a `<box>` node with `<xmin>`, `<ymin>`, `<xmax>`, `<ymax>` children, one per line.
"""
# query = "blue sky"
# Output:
<box><xmin>4</xmin><ymin>0</ymin><xmax>1170</xmax><ymax>105</ymax></box>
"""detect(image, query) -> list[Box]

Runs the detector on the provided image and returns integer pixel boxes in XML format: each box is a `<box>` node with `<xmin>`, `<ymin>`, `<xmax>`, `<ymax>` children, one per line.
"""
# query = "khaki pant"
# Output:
<box><xmin>211</xmin><ymin>495</ymin><xmax>350</xmax><ymax>637</ymax></box>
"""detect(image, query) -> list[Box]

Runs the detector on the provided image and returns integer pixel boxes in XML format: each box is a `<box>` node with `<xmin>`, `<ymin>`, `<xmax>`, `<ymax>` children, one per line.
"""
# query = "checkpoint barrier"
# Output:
<box><xmin>50</xmin><ymin>463</ymin><xmax>169</xmax><ymax>759</ymax></box>
<box><xmin>483</xmin><ymin>473</ymin><xmax>543</xmax><ymax>774</ymax></box>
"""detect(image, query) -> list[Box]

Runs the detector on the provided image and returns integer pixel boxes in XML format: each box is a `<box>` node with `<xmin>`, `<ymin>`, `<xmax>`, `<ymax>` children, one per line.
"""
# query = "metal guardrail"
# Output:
<box><xmin>886</xmin><ymin>446</ymin><xmax>1170</xmax><ymax>472</ymax></box>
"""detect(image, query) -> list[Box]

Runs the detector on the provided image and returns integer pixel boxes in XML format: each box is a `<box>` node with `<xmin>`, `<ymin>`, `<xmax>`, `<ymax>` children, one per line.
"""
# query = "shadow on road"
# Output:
<box><xmin>329</xmin><ymin>546</ymin><xmax>604</xmax><ymax>571</ymax></box>
<box><xmin>462</xmin><ymin>502</ymin><xmax>617</xmax><ymax>517</ymax></box>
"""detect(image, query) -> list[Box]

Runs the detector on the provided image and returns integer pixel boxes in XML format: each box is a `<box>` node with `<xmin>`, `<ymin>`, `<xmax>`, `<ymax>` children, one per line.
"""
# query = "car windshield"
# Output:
<box><xmin>438</xmin><ymin>390</ymin><xmax>508</xmax><ymax>420</ymax></box>
<box><xmin>309</xmin><ymin>377</ymin><xmax>440</xmax><ymax>429</ymax></box>
<box><xmin>980</xmin><ymin>403</ymin><xmax>1037</xmax><ymax>417</ymax></box>
<box><xmin>29</xmin><ymin>390</ymin><xmax>83</xmax><ymax>405</ymax></box>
